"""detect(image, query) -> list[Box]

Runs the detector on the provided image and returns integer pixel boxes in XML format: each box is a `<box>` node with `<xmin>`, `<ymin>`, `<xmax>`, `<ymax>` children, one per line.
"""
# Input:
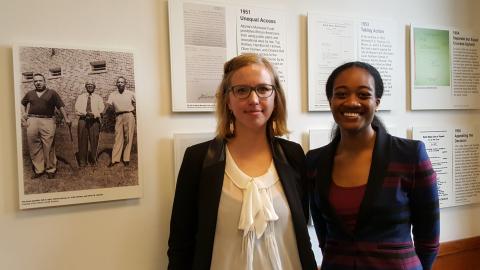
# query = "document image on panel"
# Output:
<box><xmin>308</xmin><ymin>15</ymin><xmax>355</xmax><ymax>111</ymax></box>
<box><xmin>413</xmin><ymin>28</ymin><xmax>451</xmax><ymax>87</ymax></box>
<box><xmin>169</xmin><ymin>0</ymin><xmax>228</xmax><ymax>111</ymax></box>
<box><xmin>184</xmin><ymin>2</ymin><xmax>226</xmax><ymax>105</ymax></box>
<box><xmin>413</xmin><ymin>128</ymin><xmax>453</xmax><ymax>208</ymax></box>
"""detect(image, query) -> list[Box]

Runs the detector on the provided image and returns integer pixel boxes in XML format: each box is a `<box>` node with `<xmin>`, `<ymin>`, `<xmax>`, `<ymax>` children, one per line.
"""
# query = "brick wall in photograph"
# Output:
<box><xmin>18</xmin><ymin>46</ymin><xmax>136</xmax><ymax>118</ymax></box>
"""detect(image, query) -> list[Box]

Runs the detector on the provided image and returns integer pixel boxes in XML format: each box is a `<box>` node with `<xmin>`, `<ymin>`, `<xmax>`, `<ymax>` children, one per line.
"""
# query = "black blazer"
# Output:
<box><xmin>168</xmin><ymin>137</ymin><xmax>317</xmax><ymax>269</ymax></box>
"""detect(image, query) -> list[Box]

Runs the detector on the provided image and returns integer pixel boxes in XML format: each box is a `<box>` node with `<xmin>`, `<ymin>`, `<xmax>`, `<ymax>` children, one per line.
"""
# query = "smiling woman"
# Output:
<box><xmin>326</xmin><ymin>62</ymin><xmax>386</xmax><ymax>139</ymax></box>
<box><xmin>329</xmin><ymin>66</ymin><xmax>379</xmax><ymax>136</ymax></box>
<box><xmin>307</xmin><ymin>61</ymin><xmax>440</xmax><ymax>270</ymax></box>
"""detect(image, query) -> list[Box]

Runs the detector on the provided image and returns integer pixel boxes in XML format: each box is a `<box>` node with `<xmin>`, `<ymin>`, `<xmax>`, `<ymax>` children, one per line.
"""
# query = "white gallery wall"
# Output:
<box><xmin>0</xmin><ymin>0</ymin><xmax>479</xmax><ymax>269</ymax></box>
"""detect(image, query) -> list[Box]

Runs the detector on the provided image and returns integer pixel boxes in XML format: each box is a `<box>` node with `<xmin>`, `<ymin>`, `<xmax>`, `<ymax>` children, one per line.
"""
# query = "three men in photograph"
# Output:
<box><xmin>21</xmin><ymin>74</ymin><xmax>137</xmax><ymax>180</ymax></box>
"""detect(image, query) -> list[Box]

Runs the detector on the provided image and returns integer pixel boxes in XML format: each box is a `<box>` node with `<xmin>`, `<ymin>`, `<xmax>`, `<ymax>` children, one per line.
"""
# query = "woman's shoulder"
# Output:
<box><xmin>385</xmin><ymin>134</ymin><xmax>429</xmax><ymax>163</ymax></box>
<box><xmin>272</xmin><ymin>137</ymin><xmax>306</xmax><ymax>166</ymax></box>
<box><xmin>273</xmin><ymin>137</ymin><xmax>305</xmax><ymax>156</ymax></box>
<box><xmin>306</xmin><ymin>143</ymin><xmax>329</xmax><ymax>156</ymax></box>
<box><xmin>274</xmin><ymin>137</ymin><xmax>302</xmax><ymax>149</ymax></box>
<box><xmin>389</xmin><ymin>134</ymin><xmax>423</xmax><ymax>151</ymax></box>
<box><xmin>184</xmin><ymin>138</ymin><xmax>218</xmax><ymax>158</ymax></box>
<box><xmin>306</xmin><ymin>140</ymin><xmax>334</xmax><ymax>161</ymax></box>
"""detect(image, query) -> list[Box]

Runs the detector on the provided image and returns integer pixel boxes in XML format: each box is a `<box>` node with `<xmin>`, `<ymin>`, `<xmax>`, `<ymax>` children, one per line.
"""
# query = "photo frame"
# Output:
<box><xmin>13</xmin><ymin>45</ymin><xmax>142</xmax><ymax>209</ymax></box>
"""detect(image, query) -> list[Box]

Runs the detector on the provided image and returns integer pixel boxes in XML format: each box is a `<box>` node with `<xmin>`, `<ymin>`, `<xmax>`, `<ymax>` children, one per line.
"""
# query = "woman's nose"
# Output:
<box><xmin>247</xmin><ymin>90</ymin><xmax>260</xmax><ymax>104</ymax></box>
<box><xmin>345</xmin><ymin>95</ymin><xmax>360</xmax><ymax>106</ymax></box>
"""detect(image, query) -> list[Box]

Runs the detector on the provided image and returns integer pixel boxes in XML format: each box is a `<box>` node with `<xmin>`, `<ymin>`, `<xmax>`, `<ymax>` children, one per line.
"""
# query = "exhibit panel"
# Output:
<box><xmin>410</xmin><ymin>25</ymin><xmax>480</xmax><ymax>110</ymax></box>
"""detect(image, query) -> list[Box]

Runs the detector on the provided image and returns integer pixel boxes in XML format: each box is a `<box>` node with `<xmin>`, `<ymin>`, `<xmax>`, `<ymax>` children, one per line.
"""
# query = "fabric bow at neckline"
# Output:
<box><xmin>225</xmin><ymin>147</ymin><xmax>279</xmax><ymax>238</ymax></box>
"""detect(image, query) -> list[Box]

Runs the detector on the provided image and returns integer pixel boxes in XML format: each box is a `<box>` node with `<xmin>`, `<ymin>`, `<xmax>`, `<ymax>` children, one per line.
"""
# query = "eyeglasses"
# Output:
<box><xmin>229</xmin><ymin>84</ymin><xmax>276</xmax><ymax>99</ymax></box>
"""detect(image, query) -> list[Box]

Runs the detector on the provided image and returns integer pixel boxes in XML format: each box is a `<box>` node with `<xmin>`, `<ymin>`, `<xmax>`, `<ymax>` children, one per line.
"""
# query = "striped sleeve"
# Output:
<box><xmin>410</xmin><ymin>141</ymin><xmax>440</xmax><ymax>270</ymax></box>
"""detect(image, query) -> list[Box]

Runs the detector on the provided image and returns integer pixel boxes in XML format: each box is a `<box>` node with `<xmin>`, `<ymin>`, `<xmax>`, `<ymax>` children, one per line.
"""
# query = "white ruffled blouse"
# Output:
<box><xmin>210</xmin><ymin>146</ymin><xmax>302</xmax><ymax>270</ymax></box>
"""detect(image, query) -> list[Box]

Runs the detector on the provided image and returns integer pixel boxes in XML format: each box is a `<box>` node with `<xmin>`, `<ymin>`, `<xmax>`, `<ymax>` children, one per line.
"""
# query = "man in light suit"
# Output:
<box><xmin>75</xmin><ymin>81</ymin><xmax>105</xmax><ymax>167</ymax></box>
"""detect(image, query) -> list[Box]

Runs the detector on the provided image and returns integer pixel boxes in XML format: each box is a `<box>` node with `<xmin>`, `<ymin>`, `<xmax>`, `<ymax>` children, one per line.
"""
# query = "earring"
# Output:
<box><xmin>229</xmin><ymin>110</ymin><xmax>235</xmax><ymax>135</ymax></box>
<box><xmin>272</xmin><ymin>120</ymin><xmax>277</xmax><ymax>134</ymax></box>
<box><xmin>229</xmin><ymin>120</ymin><xmax>234</xmax><ymax>135</ymax></box>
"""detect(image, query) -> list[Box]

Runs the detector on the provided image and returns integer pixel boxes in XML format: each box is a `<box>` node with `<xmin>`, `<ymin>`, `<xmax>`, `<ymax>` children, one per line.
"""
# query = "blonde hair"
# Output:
<box><xmin>215</xmin><ymin>53</ymin><xmax>288</xmax><ymax>139</ymax></box>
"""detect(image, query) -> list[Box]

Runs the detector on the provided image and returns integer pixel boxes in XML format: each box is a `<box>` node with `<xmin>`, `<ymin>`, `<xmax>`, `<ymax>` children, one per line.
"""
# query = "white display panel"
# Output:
<box><xmin>307</xmin><ymin>13</ymin><xmax>399</xmax><ymax>111</ymax></box>
<box><xmin>308</xmin><ymin>129</ymin><xmax>331</xmax><ymax>150</ymax></box>
<box><xmin>413</xmin><ymin>126</ymin><xmax>480</xmax><ymax>208</ymax></box>
<box><xmin>173</xmin><ymin>132</ymin><xmax>214</xmax><ymax>182</ymax></box>
<box><xmin>169</xmin><ymin>0</ymin><xmax>287</xmax><ymax>111</ymax></box>
<box><xmin>410</xmin><ymin>25</ymin><xmax>480</xmax><ymax>110</ymax></box>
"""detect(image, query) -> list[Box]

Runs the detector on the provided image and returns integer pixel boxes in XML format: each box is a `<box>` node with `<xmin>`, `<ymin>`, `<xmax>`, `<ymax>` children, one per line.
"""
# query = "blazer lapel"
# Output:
<box><xmin>271</xmin><ymin>140</ymin><xmax>302</xmax><ymax>216</ymax></box>
<box><xmin>195</xmin><ymin>138</ymin><xmax>227</xmax><ymax>269</ymax></box>
<box><xmin>198</xmin><ymin>137</ymin><xmax>226</xmax><ymax>222</ymax></box>
<box><xmin>354</xmin><ymin>127</ymin><xmax>391</xmax><ymax>233</ymax></box>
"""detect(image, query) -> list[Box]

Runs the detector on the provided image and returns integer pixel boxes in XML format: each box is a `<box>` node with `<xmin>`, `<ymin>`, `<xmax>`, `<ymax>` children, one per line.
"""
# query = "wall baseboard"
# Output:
<box><xmin>433</xmin><ymin>236</ymin><xmax>480</xmax><ymax>270</ymax></box>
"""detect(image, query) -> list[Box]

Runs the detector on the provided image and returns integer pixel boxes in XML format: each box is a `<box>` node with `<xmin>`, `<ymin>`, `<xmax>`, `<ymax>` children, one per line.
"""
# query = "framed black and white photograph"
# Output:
<box><xmin>13</xmin><ymin>45</ymin><xmax>142</xmax><ymax>209</ymax></box>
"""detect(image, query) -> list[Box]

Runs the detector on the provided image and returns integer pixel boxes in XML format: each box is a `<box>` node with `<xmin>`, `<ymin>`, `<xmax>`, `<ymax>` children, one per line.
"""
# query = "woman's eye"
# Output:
<box><xmin>359</xmin><ymin>92</ymin><xmax>372</xmax><ymax>99</ymax></box>
<box><xmin>236</xmin><ymin>87</ymin><xmax>250</xmax><ymax>94</ymax></box>
<box><xmin>257</xmin><ymin>87</ymin><xmax>269</xmax><ymax>94</ymax></box>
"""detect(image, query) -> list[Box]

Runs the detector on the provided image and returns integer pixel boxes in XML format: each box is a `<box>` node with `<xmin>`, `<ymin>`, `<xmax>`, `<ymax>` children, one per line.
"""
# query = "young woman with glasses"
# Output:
<box><xmin>168</xmin><ymin>53</ymin><xmax>317</xmax><ymax>270</ymax></box>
